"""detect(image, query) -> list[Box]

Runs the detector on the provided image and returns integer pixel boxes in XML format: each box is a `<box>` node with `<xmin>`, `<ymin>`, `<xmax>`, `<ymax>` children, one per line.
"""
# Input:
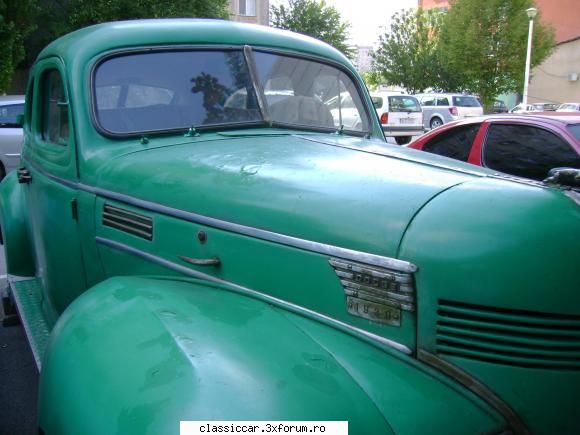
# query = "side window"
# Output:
<box><xmin>484</xmin><ymin>124</ymin><xmax>580</xmax><ymax>180</ymax></box>
<box><xmin>0</xmin><ymin>104</ymin><xmax>24</xmax><ymax>127</ymax></box>
<box><xmin>42</xmin><ymin>70</ymin><xmax>69</xmax><ymax>145</ymax></box>
<box><xmin>421</xmin><ymin>96</ymin><xmax>435</xmax><ymax>106</ymax></box>
<box><xmin>422</xmin><ymin>124</ymin><xmax>480</xmax><ymax>162</ymax></box>
<box><xmin>26</xmin><ymin>80</ymin><xmax>34</xmax><ymax>130</ymax></box>
<box><xmin>436</xmin><ymin>97</ymin><xmax>450</xmax><ymax>106</ymax></box>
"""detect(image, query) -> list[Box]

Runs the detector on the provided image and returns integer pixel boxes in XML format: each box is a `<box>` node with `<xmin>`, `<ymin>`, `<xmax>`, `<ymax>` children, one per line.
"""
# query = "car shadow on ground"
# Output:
<box><xmin>0</xmin><ymin>305</ymin><xmax>38</xmax><ymax>435</ymax></box>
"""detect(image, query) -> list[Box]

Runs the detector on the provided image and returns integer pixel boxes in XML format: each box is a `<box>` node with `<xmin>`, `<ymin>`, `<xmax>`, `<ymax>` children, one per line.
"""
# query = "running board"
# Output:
<box><xmin>9</xmin><ymin>276</ymin><xmax>51</xmax><ymax>371</ymax></box>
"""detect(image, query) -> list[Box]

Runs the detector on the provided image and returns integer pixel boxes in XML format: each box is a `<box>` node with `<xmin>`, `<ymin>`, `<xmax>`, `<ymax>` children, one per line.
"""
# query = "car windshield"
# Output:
<box><xmin>452</xmin><ymin>96</ymin><xmax>481</xmax><ymax>107</ymax></box>
<box><xmin>388</xmin><ymin>96</ymin><xmax>421</xmax><ymax>112</ymax></box>
<box><xmin>567</xmin><ymin>124</ymin><xmax>580</xmax><ymax>141</ymax></box>
<box><xmin>93</xmin><ymin>49</ymin><xmax>369</xmax><ymax>135</ymax></box>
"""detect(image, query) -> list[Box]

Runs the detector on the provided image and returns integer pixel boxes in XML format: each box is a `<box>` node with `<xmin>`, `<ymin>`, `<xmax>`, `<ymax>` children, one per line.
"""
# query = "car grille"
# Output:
<box><xmin>102</xmin><ymin>203</ymin><xmax>153</xmax><ymax>241</ymax></box>
<box><xmin>436</xmin><ymin>300</ymin><xmax>580</xmax><ymax>370</ymax></box>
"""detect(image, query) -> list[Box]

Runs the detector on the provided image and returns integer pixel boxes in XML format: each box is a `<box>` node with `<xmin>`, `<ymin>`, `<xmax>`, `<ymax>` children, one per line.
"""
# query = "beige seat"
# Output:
<box><xmin>270</xmin><ymin>96</ymin><xmax>334</xmax><ymax>128</ymax></box>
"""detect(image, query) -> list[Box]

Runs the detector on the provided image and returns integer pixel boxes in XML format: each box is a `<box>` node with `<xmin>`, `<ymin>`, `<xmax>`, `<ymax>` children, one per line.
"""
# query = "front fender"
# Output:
<box><xmin>39</xmin><ymin>276</ymin><xmax>504</xmax><ymax>435</ymax></box>
<box><xmin>0</xmin><ymin>171</ymin><xmax>35</xmax><ymax>276</ymax></box>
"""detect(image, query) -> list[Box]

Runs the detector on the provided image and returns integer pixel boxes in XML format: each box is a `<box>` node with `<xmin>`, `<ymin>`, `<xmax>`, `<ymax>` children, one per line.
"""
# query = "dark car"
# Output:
<box><xmin>408</xmin><ymin>113</ymin><xmax>580</xmax><ymax>181</ymax></box>
<box><xmin>492</xmin><ymin>99</ymin><xmax>508</xmax><ymax>113</ymax></box>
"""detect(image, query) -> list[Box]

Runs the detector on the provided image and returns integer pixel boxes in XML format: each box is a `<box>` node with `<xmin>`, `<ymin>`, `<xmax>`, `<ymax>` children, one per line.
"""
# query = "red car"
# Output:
<box><xmin>408</xmin><ymin>113</ymin><xmax>580</xmax><ymax>181</ymax></box>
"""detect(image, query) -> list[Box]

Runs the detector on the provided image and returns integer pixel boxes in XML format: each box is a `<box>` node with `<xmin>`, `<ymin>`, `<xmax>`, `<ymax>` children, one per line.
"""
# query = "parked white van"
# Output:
<box><xmin>371</xmin><ymin>92</ymin><xmax>425</xmax><ymax>145</ymax></box>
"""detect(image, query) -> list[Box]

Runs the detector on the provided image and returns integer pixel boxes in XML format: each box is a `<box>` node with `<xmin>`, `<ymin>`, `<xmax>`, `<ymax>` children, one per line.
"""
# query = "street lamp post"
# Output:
<box><xmin>522</xmin><ymin>7</ymin><xmax>537</xmax><ymax>107</ymax></box>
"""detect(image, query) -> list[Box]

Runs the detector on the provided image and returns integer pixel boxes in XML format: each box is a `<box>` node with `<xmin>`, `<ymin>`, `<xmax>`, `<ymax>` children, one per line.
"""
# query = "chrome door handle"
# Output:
<box><xmin>178</xmin><ymin>255</ymin><xmax>220</xmax><ymax>266</ymax></box>
<box><xmin>17</xmin><ymin>167</ymin><xmax>32</xmax><ymax>184</ymax></box>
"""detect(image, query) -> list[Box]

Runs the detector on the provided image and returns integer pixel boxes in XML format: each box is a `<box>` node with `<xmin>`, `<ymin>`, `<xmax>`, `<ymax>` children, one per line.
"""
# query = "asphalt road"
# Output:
<box><xmin>0</xmin><ymin>246</ymin><xmax>39</xmax><ymax>435</ymax></box>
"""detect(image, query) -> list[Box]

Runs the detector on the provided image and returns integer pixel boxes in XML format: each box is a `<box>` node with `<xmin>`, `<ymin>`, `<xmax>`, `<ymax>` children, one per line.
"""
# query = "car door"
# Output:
<box><xmin>419</xmin><ymin>123</ymin><xmax>481</xmax><ymax>163</ymax></box>
<box><xmin>418</xmin><ymin>95</ymin><xmax>436</xmax><ymax>128</ymax></box>
<box><xmin>21</xmin><ymin>59</ymin><xmax>87</xmax><ymax>325</ymax></box>
<box><xmin>481</xmin><ymin>123</ymin><xmax>580</xmax><ymax>181</ymax></box>
<box><xmin>0</xmin><ymin>102</ymin><xmax>24</xmax><ymax>178</ymax></box>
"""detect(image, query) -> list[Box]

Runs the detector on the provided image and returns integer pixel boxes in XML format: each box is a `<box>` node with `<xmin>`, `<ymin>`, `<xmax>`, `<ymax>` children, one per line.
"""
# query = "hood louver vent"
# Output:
<box><xmin>436</xmin><ymin>300</ymin><xmax>580</xmax><ymax>370</ymax></box>
<box><xmin>102</xmin><ymin>204</ymin><xmax>153</xmax><ymax>241</ymax></box>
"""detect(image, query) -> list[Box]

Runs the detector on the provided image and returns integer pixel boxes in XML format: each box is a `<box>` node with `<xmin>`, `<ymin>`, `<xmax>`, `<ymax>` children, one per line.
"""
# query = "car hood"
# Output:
<box><xmin>94</xmin><ymin>133</ymin><xmax>481</xmax><ymax>259</ymax></box>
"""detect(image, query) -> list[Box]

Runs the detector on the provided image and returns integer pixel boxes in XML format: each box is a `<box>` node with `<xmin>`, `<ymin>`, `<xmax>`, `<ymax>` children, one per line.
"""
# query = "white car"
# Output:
<box><xmin>0</xmin><ymin>95</ymin><xmax>25</xmax><ymax>180</ymax></box>
<box><xmin>556</xmin><ymin>103</ymin><xmax>580</xmax><ymax>112</ymax></box>
<box><xmin>371</xmin><ymin>92</ymin><xmax>425</xmax><ymax>145</ymax></box>
<box><xmin>325</xmin><ymin>92</ymin><xmax>363</xmax><ymax>131</ymax></box>
<box><xmin>509</xmin><ymin>103</ymin><xmax>542</xmax><ymax>113</ymax></box>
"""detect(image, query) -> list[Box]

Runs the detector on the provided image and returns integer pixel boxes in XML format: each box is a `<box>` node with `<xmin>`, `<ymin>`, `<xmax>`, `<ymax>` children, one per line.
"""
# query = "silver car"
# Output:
<box><xmin>0</xmin><ymin>95</ymin><xmax>25</xmax><ymax>180</ymax></box>
<box><xmin>415</xmin><ymin>93</ymin><xmax>483</xmax><ymax>130</ymax></box>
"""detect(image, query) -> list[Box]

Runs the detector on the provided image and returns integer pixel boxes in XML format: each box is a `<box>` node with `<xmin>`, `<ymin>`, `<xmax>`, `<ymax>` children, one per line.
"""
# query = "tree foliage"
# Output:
<box><xmin>439</xmin><ymin>0</ymin><xmax>554</xmax><ymax>109</ymax></box>
<box><xmin>372</xmin><ymin>8</ymin><xmax>443</xmax><ymax>94</ymax></box>
<box><xmin>270</xmin><ymin>0</ymin><xmax>353</xmax><ymax>58</ymax></box>
<box><xmin>61</xmin><ymin>0</ymin><xmax>229</xmax><ymax>31</ymax></box>
<box><xmin>0</xmin><ymin>0</ymin><xmax>38</xmax><ymax>93</ymax></box>
<box><xmin>25</xmin><ymin>0</ymin><xmax>230</xmax><ymax>66</ymax></box>
<box><xmin>361</xmin><ymin>70</ymin><xmax>383</xmax><ymax>91</ymax></box>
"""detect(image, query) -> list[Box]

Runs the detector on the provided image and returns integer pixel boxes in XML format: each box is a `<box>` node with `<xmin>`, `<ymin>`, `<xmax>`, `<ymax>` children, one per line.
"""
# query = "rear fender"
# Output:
<box><xmin>39</xmin><ymin>276</ymin><xmax>505</xmax><ymax>435</ymax></box>
<box><xmin>0</xmin><ymin>172</ymin><xmax>35</xmax><ymax>276</ymax></box>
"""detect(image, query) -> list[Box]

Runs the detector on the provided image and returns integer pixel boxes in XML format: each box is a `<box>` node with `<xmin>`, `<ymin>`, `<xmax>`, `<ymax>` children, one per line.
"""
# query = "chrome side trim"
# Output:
<box><xmin>418</xmin><ymin>350</ymin><xmax>528</xmax><ymax>435</ymax></box>
<box><xmin>93</xmin><ymin>188</ymin><xmax>416</xmax><ymax>272</ymax></box>
<box><xmin>5</xmin><ymin>153</ymin><xmax>21</xmax><ymax>157</ymax></box>
<box><xmin>24</xmin><ymin>157</ymin><xmax>417</xmax><ymax>274</ymax></box>
<box><xmin>96</xmin><ymin>236</ymin><xmax>413</xmax><ymax>356</ymax></box>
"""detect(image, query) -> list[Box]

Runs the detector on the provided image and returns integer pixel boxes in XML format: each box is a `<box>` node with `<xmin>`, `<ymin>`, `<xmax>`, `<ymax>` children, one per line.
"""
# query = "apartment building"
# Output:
<box><xmin>229</xmin><ymin>0</ymin><xmax>270</xmax><ymax>26</ymax></box>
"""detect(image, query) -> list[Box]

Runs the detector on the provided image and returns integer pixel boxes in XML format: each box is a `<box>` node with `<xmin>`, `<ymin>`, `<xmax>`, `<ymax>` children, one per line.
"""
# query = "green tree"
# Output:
<box><xmin>270</xmin><ymin>0</ymin><xmax>353</xmax><ymax>58</ymax></box>
<box><xmin>0</xmin><ymin>0</ymin><xmax>38</xmax><ymax>93</ymax></box>
<box><xmin>62</xmin><ymin>0</ymin><xmax>229</xmax><ymax>31</ymax></box>
<box><xmin>439</xmin><ymin>0</ymin><xmax>555</xmax><ymax>110</ymax></box>
<box><xmin>372</xmin><ymin>8</ymin><xmax>443</xmax><ymax>94</ymax></box>
<box><xmin>361</xmin><ymin>70</ymin><xmax>383</xmax><ymax>91</ymax></box>
<box><xmin>26</xmin><ymin>0</ymin><xmax>230</xmax><ymax>65</ymax></box>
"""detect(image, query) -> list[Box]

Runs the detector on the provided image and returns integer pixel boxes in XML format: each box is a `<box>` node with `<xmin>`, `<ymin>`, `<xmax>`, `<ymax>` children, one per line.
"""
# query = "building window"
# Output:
<box><xmin>239</xmin><ymin>0</ymin><xmax>256</xmax><ymax>16</ymax></box>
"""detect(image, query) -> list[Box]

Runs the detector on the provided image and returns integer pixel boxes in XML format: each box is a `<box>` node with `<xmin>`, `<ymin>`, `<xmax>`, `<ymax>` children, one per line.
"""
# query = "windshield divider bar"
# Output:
<box><xmin>243</xmin><ymin>45</ymin><xmax>270</xmax><ymax>123</ymax></box>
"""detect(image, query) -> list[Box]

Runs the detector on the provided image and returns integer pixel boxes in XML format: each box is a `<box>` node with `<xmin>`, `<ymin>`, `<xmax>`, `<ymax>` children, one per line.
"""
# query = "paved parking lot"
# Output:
<box><xmin>0</xmin><ymin>246</ymin><xmax>38</xmax><ymax>435</ymax></box>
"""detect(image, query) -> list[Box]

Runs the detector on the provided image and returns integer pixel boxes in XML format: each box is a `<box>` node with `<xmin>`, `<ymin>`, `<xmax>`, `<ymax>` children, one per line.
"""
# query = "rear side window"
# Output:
<box><xmin>421</xmin><ymin>124</ymin><xmax>480</xmax><ymax>162</ymax></box>
<box><xmin>420</xmin><ymin>96</ymin><xmax>435</xmax><ymax>106</ymax></box>
<box><xmin>42</xmin><ymin>70</ymin><xmax>69</xmax><ymax>145</ymax></box>
<box><xmin>453</xmin><ymin>96</ymin><xmax>481</xmax><ymax>107</ymax></box>
<box><xmin>436</xmin><ymin>97</ymin><xmax>449</xmax><ymax>106</ymax></box>
<box><xmin>567</xmin><ymin>124</ymin><xmax>580</xmax><ymax>140</ymax></box>
<box><xmin>0</xmin><ymin>104</ymin><xmax>24</xmax><ymax>127</ymax></box>
<box><xmin>371</xmin><ymin>96</ymin><xmax>383</xmax><ymax>109</ymax></box>
<box><xmin>484</xmin><ymin>124</ymin><xmax>580</xmax><ymax>180</ymax></box>
<box><xmin>388</xmin><ymin>96</ymin><xmax>421</xmax><ymax>112</ymax></box>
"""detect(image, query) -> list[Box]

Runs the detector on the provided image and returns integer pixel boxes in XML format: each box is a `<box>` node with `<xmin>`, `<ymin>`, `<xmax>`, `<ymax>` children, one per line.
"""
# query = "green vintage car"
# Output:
<box><xmin>1</xmin><ymin>19</ymin><xmax>579</xmax><ymax>435</ymax></box>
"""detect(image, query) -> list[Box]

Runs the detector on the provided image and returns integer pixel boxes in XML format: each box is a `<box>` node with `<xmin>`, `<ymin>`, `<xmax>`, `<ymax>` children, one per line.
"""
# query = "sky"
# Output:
<box><xmin>271</xmin><ymin>0</ymin><xmax>418</xmax><ymax>46</ymax></box>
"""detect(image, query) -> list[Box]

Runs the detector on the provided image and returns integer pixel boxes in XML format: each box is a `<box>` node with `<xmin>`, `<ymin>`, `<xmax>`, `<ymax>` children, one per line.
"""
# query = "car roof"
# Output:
<box><xmin>0</xmin><ymin>95</ymin><xmax>25</xmax><ymax>104</ymax></box>
<box><xmin>371</xmin><ymin>92</ymin><xmax>417</xmax><ymax>98</ymax></box>
<box><xmin>450</xmin><ymin>113</ymin><xmax>580</xmax><ymax>126</ymax></box>
<box><xmin>415</xmin><ymin>93</ymin><xmax>478</xmax><ymax>97</ymax></box>
<box><xmin>37</xmin><ymin>19</ymin><xmax>350</xmax><ymax>69</ymax></box>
